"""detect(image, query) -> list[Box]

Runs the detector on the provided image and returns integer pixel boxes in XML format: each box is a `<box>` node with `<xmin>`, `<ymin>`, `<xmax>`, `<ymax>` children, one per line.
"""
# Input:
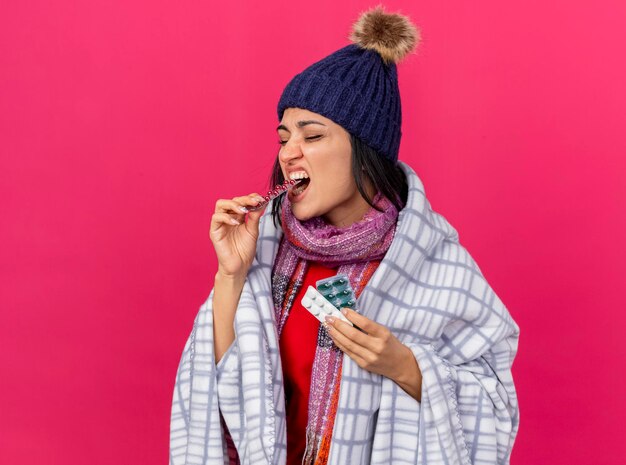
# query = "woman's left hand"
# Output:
<box><xmin>324</xmin><ymin>308</ymin><xmax>422</xmax><ymax>401</ymax></box>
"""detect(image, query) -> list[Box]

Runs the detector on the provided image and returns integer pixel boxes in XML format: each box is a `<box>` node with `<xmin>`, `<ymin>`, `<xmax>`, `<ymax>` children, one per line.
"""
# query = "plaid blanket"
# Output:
<box><xmin>170</xmin><ymin>161</ymin><xmax>520</xmax><ymax>464</ymax></box>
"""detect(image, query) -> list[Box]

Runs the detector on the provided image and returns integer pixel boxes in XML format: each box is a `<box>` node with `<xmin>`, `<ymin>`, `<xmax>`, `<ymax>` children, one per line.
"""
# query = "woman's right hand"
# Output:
<box><xmin>209</xmin><ymin>193</ymin><xmax>267</xmax><ymax>278</ymax></box>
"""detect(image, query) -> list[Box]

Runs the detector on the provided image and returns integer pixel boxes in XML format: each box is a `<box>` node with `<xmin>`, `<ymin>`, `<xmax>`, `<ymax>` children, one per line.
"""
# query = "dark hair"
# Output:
<box><xmin>269</xmin><ymin>133</ymin><xmax>408</xmax><ymax>228</ymax></box>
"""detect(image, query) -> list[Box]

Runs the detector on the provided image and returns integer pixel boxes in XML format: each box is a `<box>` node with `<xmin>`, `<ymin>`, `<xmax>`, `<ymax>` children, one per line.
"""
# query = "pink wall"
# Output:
<box><xmin>1</xmin><ymin>1</ymin><xmax>625</xmax><ymax>463</ymax></box>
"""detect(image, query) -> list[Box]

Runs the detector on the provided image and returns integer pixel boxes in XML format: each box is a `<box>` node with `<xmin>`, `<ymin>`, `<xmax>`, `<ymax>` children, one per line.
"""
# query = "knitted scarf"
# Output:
<box><xmin>271</xmin><ymin>193</ymin><xmax>399</xmax><ymax>464</ymax></box>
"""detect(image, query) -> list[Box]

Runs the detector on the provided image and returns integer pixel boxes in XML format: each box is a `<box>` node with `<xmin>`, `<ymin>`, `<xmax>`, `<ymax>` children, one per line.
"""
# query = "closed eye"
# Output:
<box><xmin>277</xmin><ymin>135</ymin><xmax>323</xmax><ymax>146</ymax></box>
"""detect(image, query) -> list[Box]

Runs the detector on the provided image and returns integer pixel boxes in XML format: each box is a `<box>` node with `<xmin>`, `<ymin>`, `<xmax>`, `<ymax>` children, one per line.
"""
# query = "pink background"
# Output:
<box><xmin>1</xmin><ymin>1</ymin><xmax>625</xmax><ymax>464</ymax></box>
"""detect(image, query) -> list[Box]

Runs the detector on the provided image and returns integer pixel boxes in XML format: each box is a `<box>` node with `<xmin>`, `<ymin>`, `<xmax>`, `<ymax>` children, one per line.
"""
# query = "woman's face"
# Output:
<box><xmin>277</xmin><ymin>108</ymin><xmax>374</xmax><ymax>227</ymax></box>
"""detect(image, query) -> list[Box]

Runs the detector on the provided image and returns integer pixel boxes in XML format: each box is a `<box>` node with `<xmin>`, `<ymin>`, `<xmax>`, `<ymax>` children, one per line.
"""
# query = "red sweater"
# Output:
<box><xmin>279</xmin><ymin>262</ymin><xmax>338</xmax><ymax>465</ymax></box>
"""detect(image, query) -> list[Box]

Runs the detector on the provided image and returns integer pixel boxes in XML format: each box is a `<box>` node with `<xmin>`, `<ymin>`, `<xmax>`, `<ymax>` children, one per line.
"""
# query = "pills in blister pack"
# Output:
<box><xmin>300</xmin><ymin>286</ymin><xmax>354</xmax><ymax>326</ymax></box>
<box><xmin>315</xmin><ymin>274</ymin><xmax>357</xmax><ymax>310</ymax></box>
<box><xmin>248</xmin><ymin>179</ymin><xmax>303</xmax><ymax>212</ymax></box>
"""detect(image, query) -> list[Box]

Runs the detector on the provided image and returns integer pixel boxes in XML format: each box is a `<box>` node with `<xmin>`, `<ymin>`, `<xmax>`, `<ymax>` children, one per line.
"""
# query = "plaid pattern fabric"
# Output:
<box><xmin>170</xmin><ymin>161</ymin><xmax>520</xmax><ymax>465</ymax></box>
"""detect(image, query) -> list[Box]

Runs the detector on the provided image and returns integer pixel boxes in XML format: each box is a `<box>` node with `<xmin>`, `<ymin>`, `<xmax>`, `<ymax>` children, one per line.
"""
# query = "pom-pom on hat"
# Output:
<box><xmin>277</xmin><ymin>5</ymin><xmax>421</xmax><ymax>162</ymax></box>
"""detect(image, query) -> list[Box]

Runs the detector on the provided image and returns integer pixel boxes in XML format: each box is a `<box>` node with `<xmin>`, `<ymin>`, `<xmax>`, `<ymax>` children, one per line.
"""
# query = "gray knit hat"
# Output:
<box><xmin>277</xmin><ymin>6</ymin><xmax>421</xmax><ymax>162</ymax></box>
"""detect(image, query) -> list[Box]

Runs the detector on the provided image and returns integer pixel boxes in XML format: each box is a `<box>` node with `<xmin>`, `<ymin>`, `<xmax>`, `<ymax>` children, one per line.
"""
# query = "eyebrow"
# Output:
<box><xmin>276</xmin><ymin>120</ymin><xmax>327</xmax><ymax>132</ymax></box>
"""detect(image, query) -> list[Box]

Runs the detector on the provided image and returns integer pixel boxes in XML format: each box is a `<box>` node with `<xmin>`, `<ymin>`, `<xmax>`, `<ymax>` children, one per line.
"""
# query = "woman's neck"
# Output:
<box><xmin>323</xmin><ymin>182</ymin><xmax>378</xmax><ymax>228</ymax></box>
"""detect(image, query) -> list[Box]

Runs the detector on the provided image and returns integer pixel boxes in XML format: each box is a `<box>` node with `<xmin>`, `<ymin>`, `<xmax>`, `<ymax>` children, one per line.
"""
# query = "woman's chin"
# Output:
<box><xmin>291</xmin><ymin>204</ymin><xmax>316</xmax><ymax>222</ymax></box>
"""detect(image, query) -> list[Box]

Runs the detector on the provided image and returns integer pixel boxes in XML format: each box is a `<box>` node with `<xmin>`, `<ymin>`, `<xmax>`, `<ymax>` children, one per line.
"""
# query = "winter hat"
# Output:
<box><xmin>277</xmin><ymin>5</ymin><xmax>421</xmax><ymax>162</ymax></box>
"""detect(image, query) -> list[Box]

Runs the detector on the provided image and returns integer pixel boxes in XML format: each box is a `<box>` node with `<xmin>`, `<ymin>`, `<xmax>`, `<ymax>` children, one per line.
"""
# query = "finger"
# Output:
<box><xmin>242</xmin><ymin>192</ymin><xmax>267</xmax><ymax>214</ymax></box>
<box><xmin>246</xmin><ymin>208</ymin><xmax>263</xmax><ymax>231</ymax></box>
<box><xmin>215</xmin><ymin>198</ymin><xmax>255</xmax><ymax>215</ymax></box>
<box><xmin>328</xmin><ymin>316</ymin><xmax>374</xmax><ymax>349</ymax></box>
<box><xmin>325</xmin><ymin>319</ymin><xmax>372</xmax><ymax>361</ymax></box>
<box><xmin>247</xmin><ymin>191</ymin><xmax>278</xmax><ymax>215</ymax></box>
<box><xmin>215</xmin><ymin>192</ymin><xmax>266</xmax><ymax>214</ymax></box>
<box><xmin>234</xmin><ymin>193</ymin><xmax>266</xmax><ymax>208</ymax></box>
<box><xmin>340</xmin><ymin>308</ymin><xmax>386</xmax><ymax>337</ymax></box>
<box><xmin>238</xmin><ymin>193</ymin><xmax>269</xmax><ymax>232</ymax></box>
<box><xmin>327</xmin><ymin>329</ymin><xmax>369</xmax><ymax>366</ymax></box>
<box><xmin>210</xmin><ymin>212</ymin><xmax>242</xmax><ymax>233</ymax></box>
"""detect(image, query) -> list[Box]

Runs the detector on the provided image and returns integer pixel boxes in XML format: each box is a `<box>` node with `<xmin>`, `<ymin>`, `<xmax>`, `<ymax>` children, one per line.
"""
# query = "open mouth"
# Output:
<box><xmin>290</xmin><ymin>177</ymin><xmax>310</xmax><ymax>196</ymax></box>
<box><xmin>287</xmin><ymin>170</ymin><xmax>311</xmax><ymax>199</ymax></box>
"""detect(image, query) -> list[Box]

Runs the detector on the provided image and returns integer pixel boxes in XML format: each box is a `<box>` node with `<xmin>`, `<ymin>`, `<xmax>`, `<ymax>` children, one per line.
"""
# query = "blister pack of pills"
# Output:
<box><xmin>248</xmin><ymin>179</ymin><xmax>303</xmax><ymax>212</ymax></box>
<box><xmin>300</xmin><ymin>286</ymin><xmax>354</xmax><ymax>327</ymax></box>
<box><xmin>315</xmin><ymin>274</ymin><xmax>357</xmax><ymax>310</ymax></box>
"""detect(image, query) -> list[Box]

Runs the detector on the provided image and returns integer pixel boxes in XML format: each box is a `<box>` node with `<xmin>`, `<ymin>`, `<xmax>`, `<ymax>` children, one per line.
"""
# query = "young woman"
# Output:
<box><xmin>170</xmin><ymin>7</ymin><xmax>520</xmax><ymax>465</ymax></box>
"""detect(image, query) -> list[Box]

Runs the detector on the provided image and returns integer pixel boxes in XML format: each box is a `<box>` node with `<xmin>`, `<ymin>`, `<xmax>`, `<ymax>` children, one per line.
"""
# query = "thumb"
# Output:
<box><xmin>245</xmin><ymin>208</ymin><xmax>264</xmax><ymax>234</ymax></box>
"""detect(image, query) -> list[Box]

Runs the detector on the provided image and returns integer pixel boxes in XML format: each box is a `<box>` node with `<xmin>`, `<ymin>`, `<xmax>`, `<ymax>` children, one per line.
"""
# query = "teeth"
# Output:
<box><xmin>289</xmin><ymin>171</ymin><xmax>309</xmax><ymax>180</ymax></box>
<box><xmin>292</xmin><ymin>182</ymin><xmax>307</xmax><ymax>195</ymax></box>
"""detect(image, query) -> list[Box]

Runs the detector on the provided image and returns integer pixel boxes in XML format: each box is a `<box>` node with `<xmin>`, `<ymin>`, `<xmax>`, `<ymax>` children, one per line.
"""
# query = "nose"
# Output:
<box><xmin>279</xmin><ymin>139</ymin><xmax>303</xmax><ymax>164</ymax></box>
